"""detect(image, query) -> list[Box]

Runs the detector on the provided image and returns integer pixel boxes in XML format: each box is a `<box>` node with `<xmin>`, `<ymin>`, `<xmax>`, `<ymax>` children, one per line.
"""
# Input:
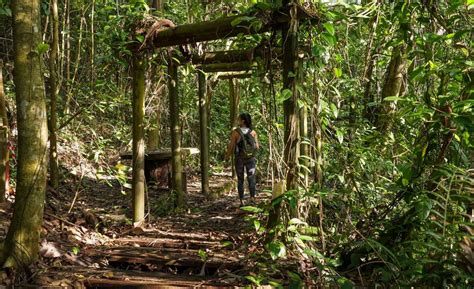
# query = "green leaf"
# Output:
<box><xmin>334</xmin><ymin>67</ymin><xmax>342</xmax><ymax>78</ymax></box>
<box><xmin>36</xmin><ymin>43</ymin><xmax>50</xmax><ymax>54</ymax></box>
<box><xmin>241</xmin><ymin>206</ymin><xmax>263</xmax><ymax>213</ymax></box>
<box><xmin>336</xmin><ymin>129</ymin><xmax>344</xmax><ymax>144</ymax></box>
<box><xmin>321</xmin><ymin>33</ymin><xmax>337</xmax><ymax>46</ymax></box>
<box><xmin>135</xmin><ymin>35</ymin><xmax>145</xmax><ymax>43</ymax></box>
<box><xmin>289</xmin><ymin>218</ymin><xmax>307</xmax><ymax>225</ymax></box>
<box><xmin>323</xmin><ymin>22</ymin><xmax>335</xmax><ymax>35</ymax></box>
<box><xmin>267</xmin><ymin>241</ymin><xmax>286</xmax><ymax>260</ymax></box>
<box><xmin>383</xmin><ymin>96</ymin><xmax>404</xmax><ymax>102</ymax></box>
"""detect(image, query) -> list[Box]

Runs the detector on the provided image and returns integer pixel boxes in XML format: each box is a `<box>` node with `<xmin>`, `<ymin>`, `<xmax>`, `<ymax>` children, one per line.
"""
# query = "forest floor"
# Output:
<box><xmin>0</xmin><ymin>171</ymin><xmax>270</xmax><ymax>288</ymax></box>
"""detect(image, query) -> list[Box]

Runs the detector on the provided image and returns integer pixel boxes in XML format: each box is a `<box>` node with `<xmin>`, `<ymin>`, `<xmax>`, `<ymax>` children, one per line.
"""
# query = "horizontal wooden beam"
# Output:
<box><xmin>218</xmin><ymin>72</ymin><xmax>252</xmax><ymax>80</ymax></box>
<box><xmin>141</xmin><ymin>5</ymin><xmax>315</xmax><ymax>49</ymax></box>
<box><xmin>192</xmin><ymin>49</ymin><xmax>254</xmax><ymax>65</ymax></box>
<box><xmin>201</xmin><ymin>62</ymin><xmax>253</xmax><ymax>73</ymax></box>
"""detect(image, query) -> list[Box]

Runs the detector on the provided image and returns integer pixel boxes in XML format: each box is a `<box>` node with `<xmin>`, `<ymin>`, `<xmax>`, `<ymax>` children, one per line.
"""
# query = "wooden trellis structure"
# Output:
<box><xmin>130</xmin><ymin>1</ymin><xmax>315</xmax><ymax>225</ymax></box>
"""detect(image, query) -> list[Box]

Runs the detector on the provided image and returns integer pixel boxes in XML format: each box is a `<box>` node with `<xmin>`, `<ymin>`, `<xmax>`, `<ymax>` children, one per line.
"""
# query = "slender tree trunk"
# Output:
<box><xmin>313</xmin><ymin>74</ymin><xmax>325</xmax><ymax>251</ymax></box>
<box><xmin>90</xmin><ymin>0</ymin><xmax>95</xmax><ymax>86</ymax></box>
<box><xmin>48</xmin><ymin>0</ymin><xmax>60</xmax><ymax>188</ymax></box>
<box><xmin>0</xmin><ymin>60</ymin><xmax>7</xmax><ymax>202</ymax></box>
<box><xmin>362</xmin><ymin>5</ymin><xmax>380</xmax><ymax>122</ymax></box>
<box><xmin>299</xmin><ymin>104</ymin><xmax>308</xmax><ymax>187</ymax></box>
<box><xmin>282</xmin><ymin>1</ymin><xmax>299</xmax><ymax>191</ymax></box>
<box><xmin>1</xmin><ymin>0</ymin><xmax>49</xmax><ymax>268</ymax></box>
<box><xmin>168</xmin><ymin>58</ymin><xmax>184</xmax><ymax>208</ymax></box>
<box><xmin>269</xmin><ymin>0</ymin><xmax>299</xmax><ymax>230</ymax></box>
<box><xmin>376</xmin><ymin>45</ymin><xmax>407</xmax><ymax>132</ymax></box>
<box><xmin>132</xmin><ymin>56</ymin><xmax>146</xmax><ymax>226</ymax></box>
<box><xmin>229</xmin><ymin>78</ymin><xmax>240</xmax><ymax>178</ymax></box>
<box><xmin>146</xmin><ymin>0</ymin><xmax>164</xmax><ymax>150</ymax></box>
<box><xmin>64</xmin><ymin>0</ymin><xmax>71</xmax><ymax>114</ymax></box>
<box><xmin>198</xmin><ymin>70</ymin><xmax>210</xmax><ymax>196</ymax></box>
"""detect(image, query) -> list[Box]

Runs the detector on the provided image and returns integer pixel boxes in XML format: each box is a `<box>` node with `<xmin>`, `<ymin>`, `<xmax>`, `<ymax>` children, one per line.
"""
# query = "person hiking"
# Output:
<box><xmin>225</xmin><ymin>113</ymin><xmax>260</xmax><ymax>206</ymax></box>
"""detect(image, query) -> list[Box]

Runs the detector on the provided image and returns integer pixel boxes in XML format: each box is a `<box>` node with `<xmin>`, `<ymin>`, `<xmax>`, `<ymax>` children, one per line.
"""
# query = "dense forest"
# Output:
<box><xmin>0</xmin><ymin>0</ymin><xmax>473</xmax><ymax>288</ymax></box>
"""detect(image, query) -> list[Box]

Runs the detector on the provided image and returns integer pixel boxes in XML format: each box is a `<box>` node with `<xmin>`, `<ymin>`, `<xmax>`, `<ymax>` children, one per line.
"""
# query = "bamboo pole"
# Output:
<box><xmin>198</xmin><ymin>70</ymin><xmax>210</xmax><ymax>196</ymax></box>
<box><xmin>132</xmin><ymin>56</ymin><xmax>146</xmax><ymax>226</ymax></box>
<box><xmin>168</xmin><ymin>58</ymin><xmax>185</xmax><ymax>208</ymax></box>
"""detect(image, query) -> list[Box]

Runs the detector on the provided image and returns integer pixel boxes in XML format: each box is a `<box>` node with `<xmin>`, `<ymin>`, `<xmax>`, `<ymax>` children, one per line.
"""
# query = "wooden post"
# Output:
<box><xmin>132</xmin><ymin>56</ymin><xmax>146</xmax><ymax>226</ymax></box>
<box><xmin>168</xmin><ymin>58</ymin><xmax>185</xmax><ymax>208</ymax></box>
<box><xmin>198</xmin><ymin>69</ymin><xmax>210</xmax><ymax>196</ymax></box>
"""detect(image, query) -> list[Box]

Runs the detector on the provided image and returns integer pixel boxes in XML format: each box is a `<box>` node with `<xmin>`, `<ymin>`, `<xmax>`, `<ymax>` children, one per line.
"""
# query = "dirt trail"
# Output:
<box><xmin>1</xmin><ymin>174</ymin><xmax>266</xmax><ymax>288</ymax></box>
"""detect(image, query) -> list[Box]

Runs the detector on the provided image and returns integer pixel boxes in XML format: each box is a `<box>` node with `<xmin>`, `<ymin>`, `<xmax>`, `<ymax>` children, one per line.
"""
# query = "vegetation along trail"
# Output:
<box><xmin>0</xmin><ymin>0</ymin><xmax>472</xmax><ymax>288</ymax></box>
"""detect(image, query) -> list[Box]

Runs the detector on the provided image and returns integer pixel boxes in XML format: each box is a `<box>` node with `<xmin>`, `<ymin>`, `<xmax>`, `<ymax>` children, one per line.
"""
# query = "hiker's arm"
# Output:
<box><xmin>225</xmin><ymin>131</ymin><xmax>239</xmax><ymax>160</ymax></box>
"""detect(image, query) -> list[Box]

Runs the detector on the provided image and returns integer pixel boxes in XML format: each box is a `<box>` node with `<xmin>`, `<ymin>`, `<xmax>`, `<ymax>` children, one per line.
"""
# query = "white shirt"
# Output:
<box><xmin>240</xmin><ymin>127</ymin><xmax>250</xmax><ymax>134</ymax></box>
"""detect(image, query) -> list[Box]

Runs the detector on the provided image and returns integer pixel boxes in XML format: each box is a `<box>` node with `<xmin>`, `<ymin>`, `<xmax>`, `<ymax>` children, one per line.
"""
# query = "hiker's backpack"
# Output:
<box><xmin>236</xmin><ymin>128</ymin><xmax>257</xmax><ymax>159</ymax></box>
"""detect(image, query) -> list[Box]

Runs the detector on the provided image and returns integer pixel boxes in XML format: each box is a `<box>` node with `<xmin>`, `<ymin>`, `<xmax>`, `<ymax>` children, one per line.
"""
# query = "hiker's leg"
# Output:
<box><xmin>235</xmin><ymin>157</ymin><xmax>245</xmax><ymax>200</ymax></box>
<box><xmin>246</xmin><ymin>158</ymin><xmax>257</xmax><ymax>198</ymax></box>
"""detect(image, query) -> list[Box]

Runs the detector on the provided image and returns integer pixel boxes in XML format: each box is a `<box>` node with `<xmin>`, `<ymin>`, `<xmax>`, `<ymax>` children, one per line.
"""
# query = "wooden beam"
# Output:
<box><xmin>218</xmin><ymin>72</ymin><xmax>252</xmax><ymax>80</ymax></box>
<box><xmin>198</xmin><ymin>70</ymin><xmax>210</xmax><ymax>196</ymax></box>
<box><xmin>201</xmin><ymin>62</ymin><xmax>253</xmax><ymax>73</ymax></box>
<box><xmin>141</xmin><ymin>5</ymin><xmax>314</xmax><ymax>49</ymax></box>
<box><xmin>193</xmin><ymin>49</ymin><xmax>254</xmax><ymax>65</ymax></box>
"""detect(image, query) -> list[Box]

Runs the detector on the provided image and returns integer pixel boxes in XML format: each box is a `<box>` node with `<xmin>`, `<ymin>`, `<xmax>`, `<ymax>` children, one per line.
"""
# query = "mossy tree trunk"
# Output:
<box><xmin>132</xmin><ymin>56</ymin><xmax>146</xmax><ymax>226</ymax></box>
<box><xmin>1</xmin><ymin>0</ymin><xmax>49</xmax><ymax>268</ymax></box>
<box><xmin>168</xmin><ymin>58</ymin><xmax>185</xmax><ymax>208</ymax></box>
<box><xmin>198</xmin><ymin>70</ymin><xmax>210</xmax><ymax>196</ymax></box>
<box><xmin>0</xmin><ymin>60</ymin><xmax>8</xmax><ymax>203</ymax></box>
<box><xmin>48</xmin><ymin>0</ymin><xmax>60</xmax><ymax>189</ymax></box>
<box><xmin>376</xmin><ymin>45</ymin><xmax>406</xmax><ymax>132</ymax></box>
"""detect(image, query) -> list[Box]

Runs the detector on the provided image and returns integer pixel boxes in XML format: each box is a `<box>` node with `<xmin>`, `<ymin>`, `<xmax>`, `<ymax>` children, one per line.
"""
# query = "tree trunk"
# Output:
<box><xmin>229</xmin><ymin>78</ymin><xmax>240</xmax><ymax>178</ymax></box>
<box><xmin>1</xmin><ymin>0</ymin><xmax>49</xmax><ymax>268</ymax></box>
<box><xmin>282</xmin><ymin>2</ymin><xmax>299</xmax><ymax>191</ymax></box>
<box><xmin>146</xmin><ymin>73</ymin><xmax>164</xmax><ymax>151</ymax></box>
<box><xmin>0</xmin><ymin>60</ymin><xmax>8</xmax><ymax>203</ymax></box>
<box><xmin>268</xmin><ymin>0</ymin><xmax>299</xmax><ymax>230</ymax></box>
<box><xmin>198</xmin><ymin>70</ymin><xmax>210</xmax><ymax>196</ymax></box>
<box><xmin>48</xmin><ymin>0</ymin><xmax>60</xmax><ymax>189</ymax></box>
<box><xmin>146</xmin><ymin>0</ymin><xmax>164</xmax><ymax>151</ymax></box>
<box><xmin>313</xmin><ymin>75</ymin><xmax>325</xmax><ymax>251</ymax></box>
<box><xmin>299</xmin><ymin>104</ymin><xmax>308</xmax><ymax>188</ymax></box>
<box><xmin>376</xmin><ymin>45</ymin><xmax>406</xmax><ymax>132</ymax></box>
<box><xmin>168</xmin><ymin>58</ymin><xmax>185</xmax><ymax>208</ymax></box>
<box><xmin>132</xmin><ymin>56</ymin><xmax>146</xmax><ymax>226</ymax></box>
<box><xmin>229</xmin><ymin>78</ymin><xmax>240</xmax><ymax>128</ymax></box>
